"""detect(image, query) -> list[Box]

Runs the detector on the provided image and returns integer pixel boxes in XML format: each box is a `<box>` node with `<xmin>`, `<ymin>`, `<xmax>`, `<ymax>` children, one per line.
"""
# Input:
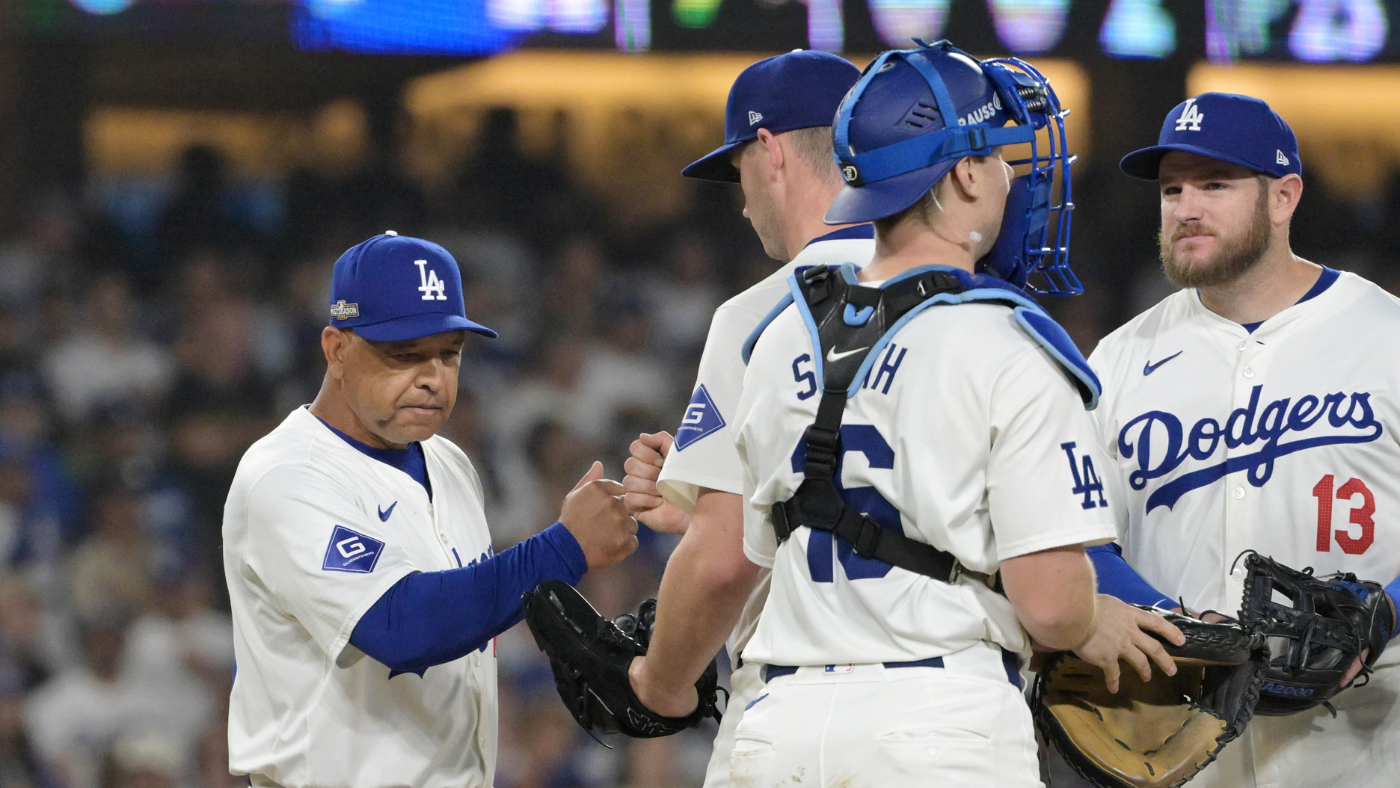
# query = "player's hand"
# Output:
<box><xmin>1074</xmin><ymin>595</ymin><xmax>1186</xmax><ymax>694</ymax></box>
<box><xmin>622</xmin><ymin>432</ymin><xmax>692</xmax><ymax>536</ymax></box>
<box><xmin>560</xmin><ymin>461</ymin><xmax>639</xmax><ymax>570</ymax></box>
<box><xmin>1341</xmin><ymin>652</ymin><xmax>1369</xmax><ymax>686</ymax></box>
<box><xmin>628</xmin><ymin>655</ymin><xmax>701</xmax><ymax>719</ymax></box>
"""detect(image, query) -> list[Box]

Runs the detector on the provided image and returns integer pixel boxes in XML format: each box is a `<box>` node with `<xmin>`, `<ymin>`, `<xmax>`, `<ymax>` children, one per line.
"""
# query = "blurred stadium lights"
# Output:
<box><xmin>673</xmin><ymin>0</ymin><xmax>722</xmax><ymax>27</ymax></box>
<box><xmin>69</xmin><ymin>0</ymin><xmax>136</xmax><ymax>15</ymax></box>
<box><xmin>40</xmin><ymin>0</ymin><xmax>1387</xmax><ymax>62</ymax></box>
<box><xmin>486</xmin><ymin>0</ymin><xmax>609</xmax><ymax>34</ymax></box>
<box><xmin>615</xmin><ymin>0</ymin><xmax>651</xmax><ymax>50</ymax></box>
<box><xmin>808</xmin><ymin>0</ymin><xmax>843</xmax><ymax>51</ymax></box>
<box><xmin>988</xmin><ymin>0</ymin><xmax>1071</xmax><ymax>54</ymax></box>
<box><xmin>1100</xmin><ymin>0</ymin><xmax>1177</xmax><ymax>57</ymax></box>
<box><xmin>41</xmin><ymin>0</ymin><xmax>1400</xmax><ymax>63</ymax></box>
<box><xmin>1206</xmin><ymin>0</ymin><xmax>1390</xmax><ymax>63</ymax></box>
<box><xmin>292</xmin><ymin>0</ymin><xmax>523</xmax><ymax>54</ymax></box>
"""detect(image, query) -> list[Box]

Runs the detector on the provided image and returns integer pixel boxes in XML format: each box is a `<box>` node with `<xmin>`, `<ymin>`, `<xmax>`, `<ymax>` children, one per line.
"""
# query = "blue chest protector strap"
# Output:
<box><xmin>763</xmin><ymin>263</ymin><xmax>1100</xmax><ymax>590</ymax></box>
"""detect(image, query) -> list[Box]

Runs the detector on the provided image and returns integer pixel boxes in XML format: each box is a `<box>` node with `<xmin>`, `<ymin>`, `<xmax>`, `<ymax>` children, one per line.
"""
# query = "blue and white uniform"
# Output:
<box><xmin>1090</xmin><ymin>270</ymin><xmax>1400</xmax><ymax>788</ymax></box>
<box><xmin>665</xmin><ymin>48</ymin><xmax>868</xmax><ymax>788</ymax></box>
<box><xmin>226</xmin><ymin>408</ymin><xmax>502</xmax><ymax>788</ymax></box>
<box><xmin>224</xmin><ymin>233</ymin><xmax>587</xmax><ymax>788</ymax></box>
<box><xmin>732</xmin><ymin>268</ymin><xmax>1117</xmax><ymax>787</ymax></box>
<box><xmin>657</xmin><ymin>227</ymin><xmax>875</xmax><ymax>788</ymax></box>
<box><xmin>1093</xmin><ymin>91</ymin><xmax>1400</xmax><ymax>788</ymax></box>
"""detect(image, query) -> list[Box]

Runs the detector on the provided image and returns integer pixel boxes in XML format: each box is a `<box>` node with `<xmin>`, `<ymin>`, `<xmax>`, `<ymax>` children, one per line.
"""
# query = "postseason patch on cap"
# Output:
<box><xmin>322</xmin><ymin>525</ymin><xmax>385</xmax><ymax>573</ymax></box>
<box><xmin>330</xmin><ymin>300</ymin><xmax>360</xmax><ymax>320</ymax></box>
<box><xmin>675</xmin><ymin>385</ymin><xmax>726</xmax><ymax>450</ymax></box>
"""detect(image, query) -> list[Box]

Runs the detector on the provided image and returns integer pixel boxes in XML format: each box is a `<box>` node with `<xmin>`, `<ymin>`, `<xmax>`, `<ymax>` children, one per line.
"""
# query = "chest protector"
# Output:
<box><xmin>743</xmin><ymin>263</ymin><xmax>1101</xmax><ymax>588</ymax></box>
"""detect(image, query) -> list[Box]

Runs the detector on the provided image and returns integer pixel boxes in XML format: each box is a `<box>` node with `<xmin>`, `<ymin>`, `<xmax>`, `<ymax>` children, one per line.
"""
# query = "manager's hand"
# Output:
<box><xmin>561</xmin><ymin>461</ymin><xmax>639</xmax><ymax>569</ymax></box>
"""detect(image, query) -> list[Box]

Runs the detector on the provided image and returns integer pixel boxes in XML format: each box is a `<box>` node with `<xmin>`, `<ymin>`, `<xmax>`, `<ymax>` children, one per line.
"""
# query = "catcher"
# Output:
<box><xmin>1085</xmin><ymin>93</ymin><xmax>1400</xmax><ymax>788</ymax></box>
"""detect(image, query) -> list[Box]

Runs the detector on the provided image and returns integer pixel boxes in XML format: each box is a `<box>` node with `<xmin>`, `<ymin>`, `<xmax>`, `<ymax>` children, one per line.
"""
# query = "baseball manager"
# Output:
<box><xmin>222</xmin><ymin>232</ymin><xmax>637</xmax><ymax>788</ymax></box>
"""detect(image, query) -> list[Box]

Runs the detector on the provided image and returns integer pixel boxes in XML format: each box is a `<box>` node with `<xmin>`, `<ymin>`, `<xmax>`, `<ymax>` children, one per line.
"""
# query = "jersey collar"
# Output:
<box><xmin>1186</xmin><ymin>267</ymin><xmax>1348</xmax><ymax>339</ymax></box>
<box><xmin>803</xmin><ymin>224</ymin><xmax>875</xmax><ymax>248</ymax></box>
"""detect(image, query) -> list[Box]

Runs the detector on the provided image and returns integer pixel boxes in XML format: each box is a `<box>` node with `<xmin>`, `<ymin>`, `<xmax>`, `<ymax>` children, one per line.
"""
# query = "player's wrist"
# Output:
<box><xmin>629</xmin><ymin>656</ymin><xmax>688</xmax><ymax>714</ymax></box>
<box><xmin>1071</xmin><ymin>596</ymin><xmax>1103</xmax><ymax>653</ymax></box>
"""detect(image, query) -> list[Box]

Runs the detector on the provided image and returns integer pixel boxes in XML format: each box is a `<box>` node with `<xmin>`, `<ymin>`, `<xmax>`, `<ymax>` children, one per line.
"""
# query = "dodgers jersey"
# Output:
<box><xmin>1089</xmin><ymin>271</ymin><xmax>1400</xmax><ymax>788</ymax></box>
<box><xmin>224</xmin><ymin>407</ymin><xmax>498</xmax><ymax>788</ymax></box>
<box><xmin>736</xmin><ymin>278</ymin><xmax>1118</xmax><ymax>667</ymax></box>
<box><xmin>656</xmin><ymin>228</ymin><xmax>875</xmax><ymax>657</ymax></box>
<box><xmin>1090</xmin><ymin>271</ymin><xmax>1400</xmax><ymax>615</ymax></box>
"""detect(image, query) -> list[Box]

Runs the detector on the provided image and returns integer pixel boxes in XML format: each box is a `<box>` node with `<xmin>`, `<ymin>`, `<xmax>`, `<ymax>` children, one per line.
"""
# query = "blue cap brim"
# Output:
<box><xmin>353</xmin><ymin>313</ymin><xmax>498</xmax><ymax>342</ymax></box>
<box><xmin>681</xmin><ymin>140</ymin><xmax>746</xmax><ymax>182</ymax></box>
<box><xmin>1120</xmin><ymin>143</ymin><xmax>1274</xmax><ymax>181</ymax></box>
<box><xmin>823</xmin><ymin>159</ymin><xmax>959</xmax><ymax>225</ymax></box>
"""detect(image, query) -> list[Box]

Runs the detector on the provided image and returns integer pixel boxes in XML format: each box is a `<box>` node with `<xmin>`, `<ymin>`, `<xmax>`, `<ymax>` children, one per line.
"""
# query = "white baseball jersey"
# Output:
<box><xmin>736</xmin><ymin>272</ymin><xmax>1118</xmax><ymax>668</ymax></box>
<box><xmin>657</xmin><ymin>229</ymin><xmax>876</xmax><ymax>658</ymax></box>
<box><xmin>656</xmin><ymin>230</ymin><xmax>874</xmax><ymax>788</ymax></box>
<box><xmin>224</xmin><ymin>407</ymin><xmax>498</xmax><ymax>788</ymax></box>
<box><xmin>1090</xmin><ymin>270</ymin><xmax>1400</xmax><ymax>788</ymax></box>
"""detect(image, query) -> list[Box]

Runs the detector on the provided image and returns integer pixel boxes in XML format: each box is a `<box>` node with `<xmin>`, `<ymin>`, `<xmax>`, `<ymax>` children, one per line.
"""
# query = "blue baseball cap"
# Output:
<box><xmin>1120</xmin><ymin>93</ymin><xmax>1302</xmax><ymax>180</ymax></box>
<box><xmin>682</xmin><ymin>50</ymin><xmax>861</xmax><ymax>183</ymax></box>
<box><xmin>328</xmin><ymin>233</ymin><xmax>498</xmax><ymax>342</ymax></box>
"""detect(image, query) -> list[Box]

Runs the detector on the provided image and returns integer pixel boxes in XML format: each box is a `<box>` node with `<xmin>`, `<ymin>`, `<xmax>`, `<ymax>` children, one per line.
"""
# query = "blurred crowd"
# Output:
<box><xmin>0</xmin><ymin>104</ymin><xmax>1396</xmax><ymax>788</ymax></box>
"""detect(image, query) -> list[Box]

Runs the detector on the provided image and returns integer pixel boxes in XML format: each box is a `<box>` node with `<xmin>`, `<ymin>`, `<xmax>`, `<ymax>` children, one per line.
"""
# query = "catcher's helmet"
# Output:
<box><xmin>826</xmin><ymin>40</ymin><xmax>1080</xmax><ymax>295</ymax></box>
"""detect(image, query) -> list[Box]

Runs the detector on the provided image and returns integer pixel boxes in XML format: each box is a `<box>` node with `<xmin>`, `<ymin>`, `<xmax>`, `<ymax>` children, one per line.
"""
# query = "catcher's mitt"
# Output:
<box><xmin>521</xmin><ymin>579</ymin><xmax>721</xmax><ymax>738</ymax></box>
<box><xmin>1238</xmin><ymin>551</ymin><xmax>1396</xmax><ymax>715</ymax></box>
<box><xmin>1034</xmin><ymin>607</ymin><xmax>1267</xmax><ymax>788</ymax></box>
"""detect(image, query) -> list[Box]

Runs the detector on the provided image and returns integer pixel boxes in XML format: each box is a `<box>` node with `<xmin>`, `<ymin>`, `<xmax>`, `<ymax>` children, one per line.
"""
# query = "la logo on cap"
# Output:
<box><xmin>1175</xmin><ymin>98</ymin><xmax>1204</xmax><ymax>132</ymax></box>
<box><xmin>414</xmin><ymin>259</ymin><xmax>448</xmax><ymax>301</ymax></box>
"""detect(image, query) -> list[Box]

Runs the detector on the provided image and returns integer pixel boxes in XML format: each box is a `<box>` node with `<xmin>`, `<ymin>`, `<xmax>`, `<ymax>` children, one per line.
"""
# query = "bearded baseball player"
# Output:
<box><xmin>1088</xmin><ymin>93</ymin><xmax>1400</xmax><ymax>788</ymax></box>
<box><xmin>620</xmin><ymin>50</ymin><xmax>872</xmax><ymax>788</ymax></box>
<box><xmin>634</xmin><ymin>41</ymin><xmax>1184</xmax><ymax>787</ymax></box>
<box><xmin>222</xmin><ymin>233</ymin><xmax>637</xmax><ymax>788</ymax></box>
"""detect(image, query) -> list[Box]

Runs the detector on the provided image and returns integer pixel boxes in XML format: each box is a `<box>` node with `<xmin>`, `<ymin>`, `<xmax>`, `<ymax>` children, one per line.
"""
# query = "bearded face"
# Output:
<box><xmin>1156</xmin><ymin>152</ymin><xmax>1276</xmax><ymax>289</ymax></box>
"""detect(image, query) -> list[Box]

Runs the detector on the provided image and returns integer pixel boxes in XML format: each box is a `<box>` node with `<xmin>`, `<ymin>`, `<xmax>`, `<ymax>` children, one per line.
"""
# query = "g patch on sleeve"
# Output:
<box><xmin>322</xmin><ymin>525</ymin><xmax>385</xmax><ymax>573</ymax></box>
<box><xmin>674</xmin><ymin>385</ymin><xmax>726</xmax><ymax>451</ymax></box>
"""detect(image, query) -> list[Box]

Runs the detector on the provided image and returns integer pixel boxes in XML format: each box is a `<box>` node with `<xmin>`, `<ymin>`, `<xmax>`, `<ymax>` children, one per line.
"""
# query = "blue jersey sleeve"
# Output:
<box><xmin>1086</xmin><ymin>543</ymin><xmax>1176</xmax><ymax>610</ymax></box>
<box><xmin>1383</xmin><ymin>577</ymin><xmax>1400</xmax><ymax>641</ymax></box>
<box><xmin>350</xmin><ymin>522</ymin><xmax>587</xmax><ymax>675</ymax></box>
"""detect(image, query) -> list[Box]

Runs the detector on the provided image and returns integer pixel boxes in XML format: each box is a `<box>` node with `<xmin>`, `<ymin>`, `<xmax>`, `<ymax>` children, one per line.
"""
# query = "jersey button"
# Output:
<box><xmin>1231</xmin><ymin>566</ymin><xmax>1245</xmax><ymax>580</ymax></box>
<box><xmin>1232</xmin><ymin>487</ymin><xmax>1246</xmax><ymax>500</ymax></box>
<box><xmin>1236</xmin><ymin>340</ymin><xmax>1247</xmax><ymax>351</ymax></box>
<box><xmin>1242</xmin><ymin>367</ymin><xmax>1255</xmax><ymax>378</ymax></box>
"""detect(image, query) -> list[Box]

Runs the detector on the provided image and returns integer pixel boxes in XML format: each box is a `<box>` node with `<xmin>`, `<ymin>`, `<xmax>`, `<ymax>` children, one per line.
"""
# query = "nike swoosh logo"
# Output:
<box><xmin>826</xmin><ymin>346</ymin><xmax>868</xmax><ymax>363</ymax></box>
<box><xmin>1143</xmin><ymin>351</ymin><xmax>1183</xmax><ymax>376</ymax></box>
<box><xmin>378</xmin><ymin>501</ymin><xmax>397</xmax><ymax>521</ymax></box>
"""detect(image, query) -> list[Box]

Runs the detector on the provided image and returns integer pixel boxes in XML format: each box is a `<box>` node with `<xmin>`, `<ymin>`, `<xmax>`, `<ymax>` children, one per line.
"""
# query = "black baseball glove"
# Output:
<box><xmin>1238</xmin><ymin>551</ymin><xmax>1396</xmax><ymax>715</ymax></box>
<box><xmin>521</xmin><ymin>579</ymin><xmax>721</xmax><ymax>738</ymax></box>
<box><xmin>1034</xmin><ymin>607</ymin><xmax>1268</xmax><ymax>788</ymax></box>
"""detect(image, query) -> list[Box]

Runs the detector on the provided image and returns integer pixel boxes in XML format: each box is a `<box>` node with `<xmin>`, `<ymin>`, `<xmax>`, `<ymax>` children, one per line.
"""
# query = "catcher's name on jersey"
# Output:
<box><xmin>1091</xmin><ymin>271</ymin><xmax>1400</xmax><ymax>619</ymax></box>
<box><xmin>656</xmin><ymin>230</ymin><xmax>875</xmax><ymax>660</ymax></box>
<box><xmin>224</xmin><ymin>407</ymin><xmax>499</xmax><ymax>788</ymax></box>
<box><xmin>736</xmin><ymin>294</ymin><xmax>1117</xmax><ymax>667</ymax></box>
